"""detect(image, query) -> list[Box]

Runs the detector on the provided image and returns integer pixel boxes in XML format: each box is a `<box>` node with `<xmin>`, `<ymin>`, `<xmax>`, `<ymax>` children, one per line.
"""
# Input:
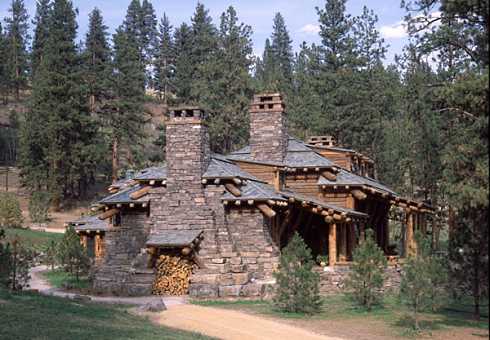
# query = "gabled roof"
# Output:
<box><xmin>203</xmin><ymin>155</ymin><xmax>260</xmax><ymax>181</ymax></box>
<box><xmin>70</xmin><ymin>215</ymin><xmax>108</xmax><ymax>232</ymax></box>
<box><xmin>227</xmin><ymin>136</ymin><xmax>336</xmax><ymax>168</ymax></box>
<box><xmin>222</xmin><ymin>179</ymin><xmax>285</xmax><ymax>201</ymax></box>
<box><xmin>318</xmin><ymin>169</ymin><xmax>397</xmax><ymax>196</ymax></box>
<box><xmin>99</xmin><ymin>184</ymin><xmax>149</xmax><ymax>204</ymax></box>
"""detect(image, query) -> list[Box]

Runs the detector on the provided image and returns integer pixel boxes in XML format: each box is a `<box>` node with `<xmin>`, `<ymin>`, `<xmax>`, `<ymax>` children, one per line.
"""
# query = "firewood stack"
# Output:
<box><xmin>152</xmin><ymin>254</ymin><xmax>193</xmax><ymax>295</ymax></box>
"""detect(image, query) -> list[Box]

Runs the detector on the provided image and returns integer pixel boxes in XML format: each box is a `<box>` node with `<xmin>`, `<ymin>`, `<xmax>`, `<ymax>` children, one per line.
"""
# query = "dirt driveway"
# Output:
<box><xmin>151</xmin><ymin>304</ymin><xmax>342</xmax><ymax>340</ymax></box>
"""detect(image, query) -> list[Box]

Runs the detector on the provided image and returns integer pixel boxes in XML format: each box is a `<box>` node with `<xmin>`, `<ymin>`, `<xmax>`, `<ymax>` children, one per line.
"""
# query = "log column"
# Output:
<box><xmin>347</xmin><ymin>223</ymin><xmax>356</xmax><ymax>260</ymax></box>
<box><xmin>359</xmin><ymin>221</ymin><xmax>366</xmax><ymax>243</ymax></box>
<box><xmin>405</xmin><ymin>210</ymin><xmax>415</xmax><ymax>257</ymax></box>
<box><xmin>328</xmin><ymin>223</ymin><xmax>337</xmax><ymax>266</ymax></box>
<box><xmin>338</xmin><ymin>223</ymin><xmax>347</xmax><ymax>262</ymax></box>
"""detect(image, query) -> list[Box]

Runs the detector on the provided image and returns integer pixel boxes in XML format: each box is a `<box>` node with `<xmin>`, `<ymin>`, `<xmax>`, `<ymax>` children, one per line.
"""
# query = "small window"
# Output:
<box><xmin>112</xmin><ymin>212</ymin><xmax>122</xmax><ymax>227</ymax></box>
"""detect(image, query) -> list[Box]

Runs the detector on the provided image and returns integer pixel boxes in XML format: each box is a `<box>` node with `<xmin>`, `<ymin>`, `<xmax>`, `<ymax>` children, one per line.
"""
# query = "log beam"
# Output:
<box><xmin>224</xmin><ymin>183</ymin><xmax>241</xmax><ymax>197</ymax></box>
<box><xmin>99</xmin><ymin>208</ymin><xmax>119</xmax><ymax>220</ymax></box>
<box><xmin>129</xmin><ymin>186</ymin><xmax>151</xmax><ymax>200</ymax></box>
<box><xmin>257</xmin><ymin>203</ymin><xmax>276</xmax><ymax>218</ymax></box>
<box><xmin>351</xmin><ymin>189</ymin><xmax>367</xmax><ymax>201</ymax></box>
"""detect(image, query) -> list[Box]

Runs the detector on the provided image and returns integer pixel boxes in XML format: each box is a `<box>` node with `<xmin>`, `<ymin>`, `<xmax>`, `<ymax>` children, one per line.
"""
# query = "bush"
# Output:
<box><xmin>28</xmin><ymin>191</ymin><xmax>51</xmax><ymax>223</ymax></box>
<box><xmin>273</xmin><ymin>232</ymin><xmax>322</xmax><ymax>314</ymax></box>
<box><xmin>0</xmin><ymin>192</ymin><xmax>23</xmax><ymax>228</ymax></box>
<box><xmin>57</xmin><ymin>226</ymin><xmax>90</xmax><ymax>281</ymax></box>
<box><xmin>400</xmin><ymin>232</ymin><xmax>448</xmax><ymax>330</ymax></box>
<box><xmin>0</xmin><ymin>229</ymin><xmax>34</xmax><ymax>290</ymax></box>
<box><xmin>345</xmin><ymin>229</ymin><xmax>387</xmax><ymax>310</ymax></box>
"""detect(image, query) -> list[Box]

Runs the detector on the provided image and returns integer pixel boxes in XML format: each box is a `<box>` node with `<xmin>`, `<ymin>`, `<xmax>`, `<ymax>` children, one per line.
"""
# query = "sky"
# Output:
<box><xmin>0</xmin><ymin>0</ymin><xmax>410</xmax><ymax>65</ymax></box>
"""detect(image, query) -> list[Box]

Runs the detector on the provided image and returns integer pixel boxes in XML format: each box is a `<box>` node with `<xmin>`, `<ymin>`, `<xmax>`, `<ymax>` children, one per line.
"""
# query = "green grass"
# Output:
<box><xmin>0</xmin><ymin>288</ymin><xmax>214</xmax><ymax>340</ymax></box>
<box><xmin>4</xmin><ymin>227</ymin><xmax>63</xmax><ymax>251</ymax></box>
<box><xmin>42</xmin><ymin>269</ymin><xmax>90</xmax><ymax>290</ymax></box>
<box><xmin>191</xmin><ymin>294</ymin><xmax>489</xmax><ymax>336</ymax></box>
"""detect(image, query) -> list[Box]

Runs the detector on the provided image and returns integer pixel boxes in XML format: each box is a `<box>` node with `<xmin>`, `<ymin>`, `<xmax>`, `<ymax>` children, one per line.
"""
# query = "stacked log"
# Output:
<box><xmin>152</xmin><ymin>254</ymin><xmax>193</xmax><ymax>295</ymax></box>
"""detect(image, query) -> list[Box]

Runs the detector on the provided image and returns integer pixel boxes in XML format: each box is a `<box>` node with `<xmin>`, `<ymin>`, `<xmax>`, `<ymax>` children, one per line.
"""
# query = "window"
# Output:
<box><xmin>112</xmin><ymin>212</ymin><xmax>122</xmax><ymax>227</ymax></box>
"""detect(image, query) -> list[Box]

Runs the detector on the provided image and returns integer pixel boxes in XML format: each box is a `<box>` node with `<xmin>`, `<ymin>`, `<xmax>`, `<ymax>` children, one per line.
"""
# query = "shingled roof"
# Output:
<box><xmin>134</xmin><ymin>166</ymin><xmax>167</xmax><ymax>181</ymax></box>
<box><xmin>203</xmin><ymin>155</ymin><xmax>260</xmax><ymax>181</ymax></box>
<box><xmin>227</xmin><ymin>136</ymin><xmax>336</xmax><ymax>168</ymax></box>
<box><xmin>146</xmin><ymin>230</ymin><xmax>203</xmax><ymax>247</ymax></box>
<box><xmin>318</xmin><ymin>169</ymin><xmax>397</xmax><ymax>196</ymax></box>
<box><xmin>222</xmin><ymin>179</ymin><xmax>285</xmax><ymax>201</ymax></box>
<box><xmin>99</xmin><ymin>184</ymin><xmax>150</xmax><ymax>204</ymax></box>
<box><xmin>70</xmin><ymin>215</ymin><xmax>108</xmax><ymax>232</ymax></box>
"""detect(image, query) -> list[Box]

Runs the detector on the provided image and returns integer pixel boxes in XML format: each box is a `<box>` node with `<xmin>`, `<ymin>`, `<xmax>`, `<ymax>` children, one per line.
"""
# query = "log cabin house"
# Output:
<box><xmin>73</xmin><ymin>93</ymin><xmax>433</xmax><ymax>297</ymax></box>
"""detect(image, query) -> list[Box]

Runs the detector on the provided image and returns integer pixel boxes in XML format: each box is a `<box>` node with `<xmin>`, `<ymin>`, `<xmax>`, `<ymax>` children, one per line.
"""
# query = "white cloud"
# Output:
<box><xmin>299</xmin><ymin>24</ymin><xmax>320</xmax><ymax>35</ymax></box>
<box><xmin>380</xmin><ymin>21</ymin><xmax>407</xmax><ymax>39</ymax></box>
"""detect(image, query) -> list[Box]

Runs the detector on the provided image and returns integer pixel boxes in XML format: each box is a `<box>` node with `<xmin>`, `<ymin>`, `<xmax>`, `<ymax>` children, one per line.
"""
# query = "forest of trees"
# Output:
<box><xmin>0</xmin><ymin>0</ymin><xmax>488</xmax><ymax>311</ymax></box>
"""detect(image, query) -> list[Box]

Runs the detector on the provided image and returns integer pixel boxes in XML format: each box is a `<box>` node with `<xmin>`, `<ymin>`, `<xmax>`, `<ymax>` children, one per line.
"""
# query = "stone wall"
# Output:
<box><xmin>92</xmin><ymin>211</ymin><xmax>151</xmax><ymax>295</ymax></box>
<box><xmin>316</xmin><ymin>263</ymin><xmax>403</xmax><ymax>294</ymax></box>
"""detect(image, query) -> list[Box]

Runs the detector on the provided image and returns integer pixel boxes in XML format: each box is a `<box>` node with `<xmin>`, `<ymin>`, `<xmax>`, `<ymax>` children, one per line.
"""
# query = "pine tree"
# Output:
<box><xmin>189</xmin><ymin>2</ymin><xmax>218</xmax><ymax>103</ymax></box>
<box><xmin>0</xmin><ymin>22</ymin><xmax>9</xmax><ymax>104</ymax></box>
<box><xmin>103</xmin><ymin>26</ymin><xmax>146</xmax><ymax>181</ymax></box>
<box><xmin>4</xmin><ymin>0</ymin><xmax>30</xmax><ymax>101</ymax></box>
<box><xmin>273</xmin><ymin>232</ymin><xmax>322</xmax><ymax>314</ymax></box>
<box><xmin>270</xmin><ymin>12</ymin><xmax>293</xmax><ymax>91</ymax></box>
<box><xmin>173</xmin><ymin>23</ymin><xmax>193</xmax><ymax>101</ymax></box>
<box><xmin>83</xmin><ymin>7</ymin><xmax>111</xmax><ymax>113</ymax></box>
<box><xmin>154</xmin><ymin>13</ymin><xmax>175</xmax><ymax>103</ymax></box>
<box><xmin>346</xmin><ymin>229</ymin><xmax>387</xmax><ymax>311</ymax></box>
<box><xmin>198</xmin><ymin>6</ymin><xmax>253</xmax><ymax>153</ymax></box>
<box><xmin>255</xmin><ymin>38</ymin><xmax>278</xmax><ymax>91</ymax></box>
<box><xmin>31</xmin><ymin>0</ymin><xmax>51</xmax><ymax>78</ymax></box>
<box><xmin>20</xmin><ymin>0</ymin><xmax>98</xmax><ymax>203</ymax></box>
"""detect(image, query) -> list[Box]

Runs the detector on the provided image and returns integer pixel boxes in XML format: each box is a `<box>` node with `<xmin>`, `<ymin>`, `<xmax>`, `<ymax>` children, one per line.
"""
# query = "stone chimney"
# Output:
<box><xmin>307</xmin><ymin>135</ymin><xmax>337</xmax><ymax>147</ymax></box>
<box><xmin>249</xmin><ymin>93</ymin><xmax>287</xmax><ymax>163</ymax></box>
<box><xmin>165</xmin><ymin>106</ymin><xmax>210</xmax><ymax>192</ymax></box>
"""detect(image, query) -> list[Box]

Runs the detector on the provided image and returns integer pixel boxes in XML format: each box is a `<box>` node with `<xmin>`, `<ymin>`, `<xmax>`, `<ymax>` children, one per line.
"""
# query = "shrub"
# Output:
<box><xmin>273</xmin><ymin>232</ymin><xmax>322</xmax><ymax>314</ymax></box>
<box><xmin>0</xmin><ymin>192</ymin><xmax>23</xmax><ymax>228</ymax></box>
<box><xmin>44</xmin><ymin>240</ymin><xmax>58</xmax><ymax>270</ymax></box>
<box><xmin>0</xmin><ymin>230</ymin><xmax>34</xmax><ymax>290</ymax></box>
<box><xmin>57</xmin><ymin>226</ymin><xmax>90</xmax><ymax>281</ymax></box>
<box><xmin>28</xmin><ymin>191</ymin><xmax>51</xmax><ymax>223</ymax></box>
<box><xmin>400</xmin><ymin>232</ymin><xmax>447</xmax><ymax>330</ymax></box>
<box><xmin>345</xmin><ymin>229</ymin><xmax>387</xmax><ymax>310</ymax></box>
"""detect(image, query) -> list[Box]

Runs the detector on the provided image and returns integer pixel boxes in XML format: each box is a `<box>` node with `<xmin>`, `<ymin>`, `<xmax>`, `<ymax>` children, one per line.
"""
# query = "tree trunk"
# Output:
<box><xmin>112</xmin><ymin>138</ymin><xmax>119</xmax><ymax>183</ymax></box>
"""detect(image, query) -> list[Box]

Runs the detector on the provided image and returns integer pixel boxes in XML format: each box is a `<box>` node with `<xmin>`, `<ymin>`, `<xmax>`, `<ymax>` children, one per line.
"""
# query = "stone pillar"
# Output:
<box><xmin>329</xmin><ymin>223</ymin><xmax>337</xmax><ymax>266</ymax></box>
<box><xmin>249</xmin><ymin>93</ymin><xmax>287</xmax><ymax>163</ymax></box>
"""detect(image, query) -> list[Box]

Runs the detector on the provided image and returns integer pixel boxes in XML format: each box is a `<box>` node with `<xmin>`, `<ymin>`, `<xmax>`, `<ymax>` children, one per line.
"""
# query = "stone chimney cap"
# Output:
<box><xmin>168</xmin><ymin>106</ymin><xmax>205</xmax><ymax>119</ymax></box>
<box><xmin>250</xmin><ymin>93</ymin><xmax>285</xmax><ymax>113</ymax></box>
<box><xmin>307</xmin><ymin>135</ymin><xmax>336</xmax><ymax>147</ymax></box>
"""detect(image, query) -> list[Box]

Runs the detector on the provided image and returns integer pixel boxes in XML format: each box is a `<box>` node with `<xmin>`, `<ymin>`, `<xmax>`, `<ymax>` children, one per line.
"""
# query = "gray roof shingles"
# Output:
<box><xmin>146</xmin><ymin>230</ymin><xmax>203</xmax><ymax>247</ymax></box>
<box><xmin>70</xmin><ymin>215</ymin><xmax>108</xmax><ymax>231</ymax></box>
<box><xmin>99</xmin><ymin>184</ymin><xmax>149</xmax><ymax>204</ymax></box>
<box><xmin>222</xmin><ymin>179</ymin><xmax>284</xmax><ymax>201</ymax></box>
<box><xmin>318</xmin><ymin>169</ymin><xmax>397</xmax><ymax>195</ymax></box>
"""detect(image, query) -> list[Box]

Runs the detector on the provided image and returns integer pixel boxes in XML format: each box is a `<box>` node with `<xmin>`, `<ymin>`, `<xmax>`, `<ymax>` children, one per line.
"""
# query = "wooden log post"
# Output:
<box><xmin>406</xmin><ymin>210</ymin><xmax>415</xmax><ymax>257</ymax></box>
<box><xmin>329</xmin><ymin>223</ymin><xmax>337</xmax><ymax>266</ymax></box>
<box><xmin>339</xmin><ymin>223</ymin><xmax>347</xmax><ymax>262</ymax></box>
<box><xmin>348</xmin><ymin>223</ymin><xmax>356</xmax><ymax>260</ymax></box>
<box><xmin>359</xmin><ymin>221</ymin><xmax>366</xmax><ymax>243</ymax></box>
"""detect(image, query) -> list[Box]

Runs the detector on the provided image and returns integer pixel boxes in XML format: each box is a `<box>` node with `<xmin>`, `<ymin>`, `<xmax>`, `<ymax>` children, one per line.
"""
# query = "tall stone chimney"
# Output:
<box><xmin>249</xmin><ymin>93</ymin><xmax>287</xmax><ymax>163</ymax></box>
<box><xmin>165</xmin><ymin>106</ymin><xmax>210</xmax><ymax>192</ymax></box>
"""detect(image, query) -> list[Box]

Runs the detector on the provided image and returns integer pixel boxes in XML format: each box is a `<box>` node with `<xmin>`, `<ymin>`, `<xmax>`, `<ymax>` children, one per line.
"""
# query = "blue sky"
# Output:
<box><xmin>0</xmin><ymin>0</ymin><xmax>410</xmax><ymax>65</ymax></box>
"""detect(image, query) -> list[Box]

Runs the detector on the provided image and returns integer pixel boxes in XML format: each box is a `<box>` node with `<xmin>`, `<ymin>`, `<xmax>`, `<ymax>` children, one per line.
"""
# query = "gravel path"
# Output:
<box><xmin>151</xmin><ymin>304</ymin><xmax>343</xmax><ymax>340</ymax></box>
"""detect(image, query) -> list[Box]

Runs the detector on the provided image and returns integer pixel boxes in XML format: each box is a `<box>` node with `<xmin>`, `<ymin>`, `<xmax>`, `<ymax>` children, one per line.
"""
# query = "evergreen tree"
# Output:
<box><xmin>189</xmin><ymin>2</ymin><xmax>218</xmax><ymax>103</ymax></box>
<box><xmin>57</xmin><ymin>225</ymin><xmax>90</xmax><ymax>280</ymax></box>
<box><xmin>197</xmin><ymin>6</ymin><xmax>254</xmax><ymax>153</ymax></box>
<box><xmin>270</xmin><ymin>12</ymin><xmax>293</xmax><ymax>92</ymax></box>
<box><xmin>31</xmin><ymin>0</ymin><xmax>51</xmax><ymax>78</ymax></box>
<box><xmin>273</xmin><ymin>232</ymin><xmax>322</xmax><ymax>314</ymax></box>
<box><xmin>83</xmin><ymin>7</ymin><xmax>111</xmax><ymax>113</ymax></box>
<box><xmin>0</xmin><ymin>22</ymin><xmax>9</xmax><ymax>104</ymax></box>
<box><xmin>173</xmin><ymin>23</ymin><xmax>193</xmax><ymax>101</ymax></box>
<box><xmin>4</xmin><ymin>0</ymin><xmax>30</xmax><ymax>101</ymax></box>
<box><xmin>154</xmin><ymin>13</ymin><xmax>175</xmax><ymax>103</ymax></box>
<box><xmin>103</xmin><ymin>26</ymin><xmax>146</xmax><ymax>182</ymax></box>
<box><xmin>20</xmin><ymin>0</ymin><xmax>98</xmax><ymax>203</ymax></box>
<box><xmin>255</xmin><ymin>38</ymin><xmax>278</xmax><ymax>91</ymax></box>
<box><xmin>140</xmin><ymin>0</ymin><xmax>157</xmax><ymax>62</ymax></box>
<box><xmin>346</xmin><ymin>229</ymin><xmax>387</xmax><ymax>311</ymax></box>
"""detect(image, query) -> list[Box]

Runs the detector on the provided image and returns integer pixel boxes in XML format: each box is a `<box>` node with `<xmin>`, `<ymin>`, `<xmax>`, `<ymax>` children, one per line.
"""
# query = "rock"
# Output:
<box><xmin>72</xmin><ymin>294</ymin><xmax>91</xmax><ymax>302</ymax></box>
<box><xmin>139</xmin><ymin>298</ymin><xmax>167</xmax><ymax>313</ymax></box>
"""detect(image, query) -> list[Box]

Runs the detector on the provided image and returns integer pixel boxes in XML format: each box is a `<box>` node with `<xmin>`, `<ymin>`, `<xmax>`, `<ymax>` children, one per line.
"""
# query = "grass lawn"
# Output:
<box><xmin>42</xmin><ymin>269</ymin><xmax>90</xmax><ymax>290</ymax></box>
<box><xmin>192</xmin><ymin>294</ymin><xmax>489</xmax><ymax>338</ymax></box>
<box><xmin>4</xmin><ymin>227</ymin><xmax>63</xmax><ymax>251</ymax></box>
<box><xmin>0</xmin><ymin>288</ymin><xmax>214</xmax><ymax>340</ymax></box>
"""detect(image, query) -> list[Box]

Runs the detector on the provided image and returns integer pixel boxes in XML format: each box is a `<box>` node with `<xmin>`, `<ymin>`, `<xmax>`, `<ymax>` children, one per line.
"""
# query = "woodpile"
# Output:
<box><xmin>152</xmin><ymin>254</ymin><xmax>193</xmax><ymax>295</ymax></box>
